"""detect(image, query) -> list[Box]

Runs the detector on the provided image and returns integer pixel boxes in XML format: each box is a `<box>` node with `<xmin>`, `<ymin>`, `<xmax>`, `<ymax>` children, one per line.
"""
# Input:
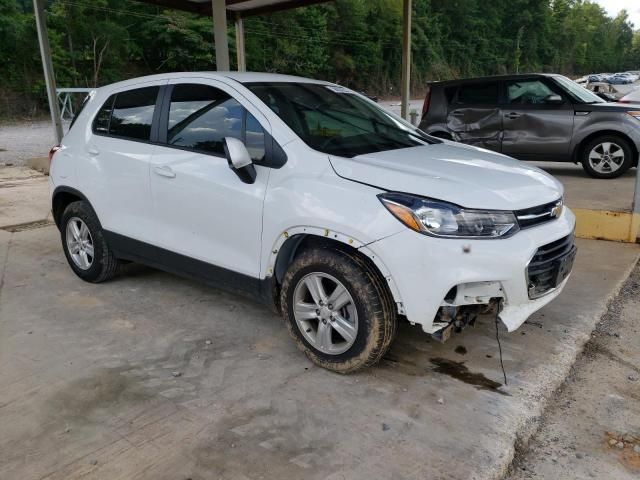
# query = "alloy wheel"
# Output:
<box><xmin>588</xmin><ymin>142</ymin><xmax>625</xmax><ymax>174</ymax></box>
<box><xmin>292</xmin><ymin>272</ymin><xmax>358</xmax><ymax>355</ymax></box>
<box><xmin>65</xmin><ymin>217</ymin><xmax>94</xmax><ymax>270</ymax></box>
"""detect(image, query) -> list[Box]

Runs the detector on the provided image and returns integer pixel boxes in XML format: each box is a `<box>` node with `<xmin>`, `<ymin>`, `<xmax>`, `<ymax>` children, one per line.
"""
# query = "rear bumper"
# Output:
<box><xmin>367</xmin><ymin>206</ymin><xmax>576</xmax><ymax>333</ymax></box>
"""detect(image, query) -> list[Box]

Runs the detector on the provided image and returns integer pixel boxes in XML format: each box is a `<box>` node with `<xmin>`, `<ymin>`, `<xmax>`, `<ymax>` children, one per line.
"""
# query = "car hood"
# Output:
<box><xmin>329</xmin><ymin>143</ymin><xmax>563</xmax><ymax>210</ymax></box>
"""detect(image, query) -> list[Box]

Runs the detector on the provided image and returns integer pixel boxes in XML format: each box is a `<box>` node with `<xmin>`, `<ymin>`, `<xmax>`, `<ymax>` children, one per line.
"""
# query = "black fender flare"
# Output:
<box><xmin>51</xmin><ymin>186</ymin><xmax>100</xmax><ymax>229</ymax></box>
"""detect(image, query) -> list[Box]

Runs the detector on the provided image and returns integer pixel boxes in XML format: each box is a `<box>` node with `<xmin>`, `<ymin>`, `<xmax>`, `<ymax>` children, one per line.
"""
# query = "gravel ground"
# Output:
<box><xmin>506</xmin><ymin>261</ymin><xmax>640</xmax><ymax>479</ymax></box>
<box><xmin>0</xmin><ymin>119</ymin><xmax>69</xmax><ymax>165</ymax></box>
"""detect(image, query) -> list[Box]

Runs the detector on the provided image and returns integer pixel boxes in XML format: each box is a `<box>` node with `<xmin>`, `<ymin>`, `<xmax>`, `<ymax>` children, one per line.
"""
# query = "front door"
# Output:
<box><xmin>446</xmin><ymin>80</ymin><xmax>502</xmax><ymax>152</ymax></box>
<box><xmin>501</xmin><ymin>78</ymin><xmax>574</xmax><ymax>159</ymax></box>
<box><xmin>149</xmin><ymin>81</ymin><xmax>271</xmax><ymax>279</ymax></box>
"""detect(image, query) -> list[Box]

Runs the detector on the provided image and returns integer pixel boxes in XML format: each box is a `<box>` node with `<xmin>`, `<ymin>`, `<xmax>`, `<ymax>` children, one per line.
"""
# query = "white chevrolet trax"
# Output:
<box><xmin>49</xmin><ymin>72</ymin><xmax>576</xmax><ymax>373</ymax></box>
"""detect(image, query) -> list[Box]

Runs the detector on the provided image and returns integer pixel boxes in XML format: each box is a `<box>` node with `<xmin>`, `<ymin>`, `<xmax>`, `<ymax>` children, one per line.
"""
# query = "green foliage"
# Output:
<box><xmin>0</xmin><ymin>0</ymin><xmax>638</xmax><ymax>116</ymax></box>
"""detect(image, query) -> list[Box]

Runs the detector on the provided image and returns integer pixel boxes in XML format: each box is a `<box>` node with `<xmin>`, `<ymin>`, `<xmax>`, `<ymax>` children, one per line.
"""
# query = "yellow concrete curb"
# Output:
<box><xmin>573</xmin><ymin>208</ymin><xmax>640</xmax><ymax>243</ymax></box>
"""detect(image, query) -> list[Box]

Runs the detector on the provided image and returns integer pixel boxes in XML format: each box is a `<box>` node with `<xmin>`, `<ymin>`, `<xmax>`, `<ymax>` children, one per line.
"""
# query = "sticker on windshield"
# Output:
<box><xmin>325</xmin><ymin>85</ymin><xmax>353</xmax><ymax>94</ymax></box>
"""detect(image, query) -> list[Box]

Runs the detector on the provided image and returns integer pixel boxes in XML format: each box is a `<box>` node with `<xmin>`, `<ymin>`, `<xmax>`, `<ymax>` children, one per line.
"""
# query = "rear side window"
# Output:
<box><xmin>69</xmin><ymin>92</ymin><xmax>93</xmax><ymax>130</ymax></box>
<box><xmin>456</xmin><ymin>82</ymin><xmax>499</xmax><ymax>105</ymax></box>
<box><xmin>109</xmin><ymin>87</ymin><xmax>159</xmax><ymax>140</ymax></box>
<box><xmin>93</xmin><ymin>94</ymin><xmax>115</xmax><ymax>134</ymax></box>
<box><xmin>165</xmin><ymin>83</ymin><xmax>265</xmax><ymax>161</ymax></box>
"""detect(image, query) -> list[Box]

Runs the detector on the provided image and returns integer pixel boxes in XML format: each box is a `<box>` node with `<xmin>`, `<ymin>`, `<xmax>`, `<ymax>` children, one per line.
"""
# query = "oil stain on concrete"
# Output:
<box><xmin>429</xmin><ymin>358</ymin><xmax>509</xmax><ymax>396</ymax></box>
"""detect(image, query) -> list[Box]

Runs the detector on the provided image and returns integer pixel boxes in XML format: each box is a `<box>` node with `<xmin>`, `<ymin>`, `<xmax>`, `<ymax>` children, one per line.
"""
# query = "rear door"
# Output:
<box><xmin>446</xmin><ymin>81</ymin><xmax>502</xmax><ymax>152</ymax></box>
<box><xmin>78</xmin><ymin>81</ymin><xmax>165</xmax><ymax>243</ymax></box>
<box><xmin>501</xmin><ymin>78</ymin><xmax>574</xmax><ymax>159</ymax></box>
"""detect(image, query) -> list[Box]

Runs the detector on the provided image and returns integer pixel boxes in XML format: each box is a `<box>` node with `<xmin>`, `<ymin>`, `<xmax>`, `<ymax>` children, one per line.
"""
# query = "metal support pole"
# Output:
<box><xmin>400</xmin><ymin>0</ymin><xmax>412</xmax><ymax>120</ymax></box>
<box><xmin>33</xmin><ymin>0</ymin><xmax>63</xmax><ymax>143</ymax></box>
<box><xmin>235</xmin><ymin>14</ymin><xmax>246</xmax><ymax>72</ymax></box>
<box><xmin>212</xmin><ymin>0</ymin><xmax>230</xmax><ymax>71</ymax></box>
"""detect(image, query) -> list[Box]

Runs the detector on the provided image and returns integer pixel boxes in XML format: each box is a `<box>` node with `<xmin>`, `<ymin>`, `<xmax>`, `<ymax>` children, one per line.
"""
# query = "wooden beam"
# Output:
<box><xmin>130</xmin><ymin>0</ymin><xmax>211</xmax><ymax>14</ymax></box>
<box><xmin>231</xmin><ymin>0</ymin><xmax>333</xmax><ymax>17</ymax></box>
<box><xmin>132</xmin><ymin>0</ymin><xmax>334</xmax><ymax>17</ymax></box>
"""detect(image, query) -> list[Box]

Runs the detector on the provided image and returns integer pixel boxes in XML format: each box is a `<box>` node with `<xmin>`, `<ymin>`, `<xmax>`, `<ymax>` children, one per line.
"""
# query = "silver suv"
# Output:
<box><xmin>419</xmin><ymin>73</ymin><xmax>640</xmax><ymax>179</ymax></box>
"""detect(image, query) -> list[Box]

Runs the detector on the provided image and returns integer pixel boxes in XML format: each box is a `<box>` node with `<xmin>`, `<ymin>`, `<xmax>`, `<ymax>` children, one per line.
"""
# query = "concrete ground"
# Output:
<box><xmin>0</xmin><ymin>167</ymin><xmax>52</xmax><ymax>228</ymax></box>
<box><xmin>507</xmin><ymin>263</ymin><xmax>640</xmax><ymax>480</ymax></box>
<box><xmin>0</xmin><ymin>166</ymin><xmax>639</xmax><ymax>480</ymax></box>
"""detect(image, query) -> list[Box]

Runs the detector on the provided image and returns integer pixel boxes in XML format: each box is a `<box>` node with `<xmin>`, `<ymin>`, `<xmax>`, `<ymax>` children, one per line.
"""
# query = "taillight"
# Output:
<box><xmin>48</xmin><ymin>144</ymin><xmax>61</xmax><ymax>164</ymax></box>
<box><xmin>421</xmin><ymin>86</ymin><xmax>432</xmax><ymax>118</ymax></box>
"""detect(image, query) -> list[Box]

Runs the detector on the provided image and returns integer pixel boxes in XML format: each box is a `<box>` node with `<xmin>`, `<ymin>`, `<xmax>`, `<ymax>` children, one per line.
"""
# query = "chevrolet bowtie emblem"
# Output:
<box><xmin>550</xmin><ymin>204</ymin><xmax>562</xmax><ymax>218</ymax></box>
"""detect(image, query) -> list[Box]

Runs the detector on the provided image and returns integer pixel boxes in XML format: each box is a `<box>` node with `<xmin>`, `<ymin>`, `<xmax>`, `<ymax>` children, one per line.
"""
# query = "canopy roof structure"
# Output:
<box><xmin>32</xmin><ymin>0</ymin><xmax>413</xmax><ymax>144</ymax></box>
<box><xmin>131</xmin><ymin>0</ymin><xmax>334</xmax><ymax>17</ymax></box>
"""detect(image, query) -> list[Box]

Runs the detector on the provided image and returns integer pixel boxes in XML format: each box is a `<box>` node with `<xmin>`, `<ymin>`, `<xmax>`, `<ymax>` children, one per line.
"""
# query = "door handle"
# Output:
<box><xmin>451</xmin><ymin>111</ymin><xmax>465</xmax><ymax>117</ymax></box>
<box><xmin>87</xmin><ymin>145</ymin><xmax>100</xmax><ymax>156</ymax></box>
<box><xmin>154</xmin><ymin>165</ymin><xmax>176</xmax><ymax>178</ymax></box>
<box><xmin>504</xmin><ymin>112</ymin><xmax>521</xmax><ymax>119</ymax></box>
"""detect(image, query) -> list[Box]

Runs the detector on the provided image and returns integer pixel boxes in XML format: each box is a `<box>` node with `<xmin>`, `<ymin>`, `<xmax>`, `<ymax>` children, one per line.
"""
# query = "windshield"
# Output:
<box><xmin>552</xmin><ymin>75</ymin><xmax>605</xmax><ymax>104</ymax></box>
<box><xmin>244</xmin><ymin>82</ymin><xmax>432</xmax><ymax>157</ymax></box>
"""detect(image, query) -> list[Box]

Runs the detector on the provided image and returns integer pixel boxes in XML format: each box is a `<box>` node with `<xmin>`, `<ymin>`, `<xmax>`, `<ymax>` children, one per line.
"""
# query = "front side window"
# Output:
<box><xmin>456</xmin><ymin>82</ymin><xmax>499</xmax><ymax>105</ymax></box>
<box><xmin>506</xmin><ymin>80</ymin><xmax>556</xmax><ymax>105</ymax></box>
<box><xmin>166</xmin><ymin>84</ymin><xmax>264</xmax><ymax>161</ymax></box>
<box><xmin>245</xmin><ymin>82</ymin><xmax>431</xmax><ymax>158</ymax></box>
<box><xmin>109</xmin><ymin>87</ymin><xmax>159</xmax><ymax>140</ymax></box>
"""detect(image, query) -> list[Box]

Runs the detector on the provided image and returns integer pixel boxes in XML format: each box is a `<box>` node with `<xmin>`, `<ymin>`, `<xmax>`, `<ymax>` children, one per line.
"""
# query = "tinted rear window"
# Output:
<box><xmin>109</xmin><ymin>87</ymin><xmax>159</xmax><ymax>141</ymax></box>
<box><xmin>456</xmin><ymin>82</ymin><xmax>499</xmax><ymax>105</ymax></box>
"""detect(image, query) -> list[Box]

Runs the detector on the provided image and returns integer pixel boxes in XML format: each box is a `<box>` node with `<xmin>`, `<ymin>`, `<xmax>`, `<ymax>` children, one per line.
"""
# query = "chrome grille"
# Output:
<box><xmin>515</xmin><ymin>199</ymin><xmax>563</xmax><ymax>229</ymax></box>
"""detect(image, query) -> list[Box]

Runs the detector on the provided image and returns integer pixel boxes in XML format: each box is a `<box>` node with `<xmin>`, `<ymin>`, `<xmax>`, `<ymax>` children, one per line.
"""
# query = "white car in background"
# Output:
<box><xmin>49</xmin><ymin>72</ymin><xmax>576</xmax><ymax>372</ymax></box>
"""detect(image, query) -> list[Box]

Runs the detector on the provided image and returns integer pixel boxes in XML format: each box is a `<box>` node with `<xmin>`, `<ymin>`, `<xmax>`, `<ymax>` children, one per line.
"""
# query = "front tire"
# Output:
<box><xmin>280</xmin><ymin>247</ymin><xmax>397</xmax><ymax>373</ymax></box>
<box><xmin>580</xmin><ymin>135</ymin><xmax>633</xmax><ymax>179</ymax></box>
<box><xmin>60</xmin><ymin>201</ymin><xmax>119</xmax><ymax>283</ymax></box>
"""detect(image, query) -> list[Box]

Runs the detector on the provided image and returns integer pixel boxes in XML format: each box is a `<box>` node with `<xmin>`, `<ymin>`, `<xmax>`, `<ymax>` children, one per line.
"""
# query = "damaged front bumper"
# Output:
<box><xmin>367</xmin><ymin>206</ymin><xmax>576</xmax><ymax>337</ymax></box>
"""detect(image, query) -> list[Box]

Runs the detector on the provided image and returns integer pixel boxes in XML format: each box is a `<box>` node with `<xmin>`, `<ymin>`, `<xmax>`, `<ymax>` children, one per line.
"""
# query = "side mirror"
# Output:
<box><xmin>223</xmin><ymin>137</ymin><xmax>256</xmax><ymax>184</ymax></box>
<box><xmin>545</xmin><ymin>94</ymin><xmax>564</xmax><ymax>105</ymax></box>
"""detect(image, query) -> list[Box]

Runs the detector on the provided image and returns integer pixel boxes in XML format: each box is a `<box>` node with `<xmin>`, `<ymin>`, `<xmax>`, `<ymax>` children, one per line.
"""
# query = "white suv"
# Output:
<box><xmin>49</xmin><ymin>72</ymin><xmax>576</xmax><ymax>372</ymax></box>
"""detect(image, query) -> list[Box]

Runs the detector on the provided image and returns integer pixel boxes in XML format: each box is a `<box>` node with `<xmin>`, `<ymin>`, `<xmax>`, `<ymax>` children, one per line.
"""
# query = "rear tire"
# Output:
<box><xmin>280</xmin><ymin>247</ymin><xmax>397</xmax><ymax>373</ymax></box>
<box><xmin>60</xmin><ymin>201</ymin><xmax>119</xmax><ymax>283</ymax></box>
<box><xmin>580</xmin><ymin>135</ymin><xmax>633</xmax><ymax>179</ymax></box>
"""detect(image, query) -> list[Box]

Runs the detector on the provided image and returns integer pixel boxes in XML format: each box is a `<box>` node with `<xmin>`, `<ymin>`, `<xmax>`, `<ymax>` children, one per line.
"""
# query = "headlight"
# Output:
<box><xmin>378</xmin><ymin>192</ymin><xmax>519</xmax><ymax>239</ymax></box>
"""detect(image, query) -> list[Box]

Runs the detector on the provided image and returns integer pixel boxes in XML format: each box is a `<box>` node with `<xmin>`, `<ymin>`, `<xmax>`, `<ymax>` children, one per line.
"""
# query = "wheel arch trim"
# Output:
<box><xmin>52</xmin><ymin>186</ymin><xmax>97</xmax><ymax>229</ymax></box>
<box><xmin>573</xmin><ymin>130</ymin><xmax>639</xmax><ymax>166</ymax></box>
<box><xmin>266</xmin><ymin>226</ymin><xmax>405</xmax><ymax>315</ymax></box>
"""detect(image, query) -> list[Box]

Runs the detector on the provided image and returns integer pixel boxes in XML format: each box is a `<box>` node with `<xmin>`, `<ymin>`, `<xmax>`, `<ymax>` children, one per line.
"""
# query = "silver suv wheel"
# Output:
<box><xmin>292</xmin><ymin>272</ymin><xmax>358</xmax><ymax>355</ymax></box>
<box><xmin>588</xmin><ymin>141</ymin><xmax>625</xmax><ymax>174</ymax></box>
<box><xmin>65</xmin><ymin>217</ymin><xmax>94</xmax><ymax>270</ymax></box>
